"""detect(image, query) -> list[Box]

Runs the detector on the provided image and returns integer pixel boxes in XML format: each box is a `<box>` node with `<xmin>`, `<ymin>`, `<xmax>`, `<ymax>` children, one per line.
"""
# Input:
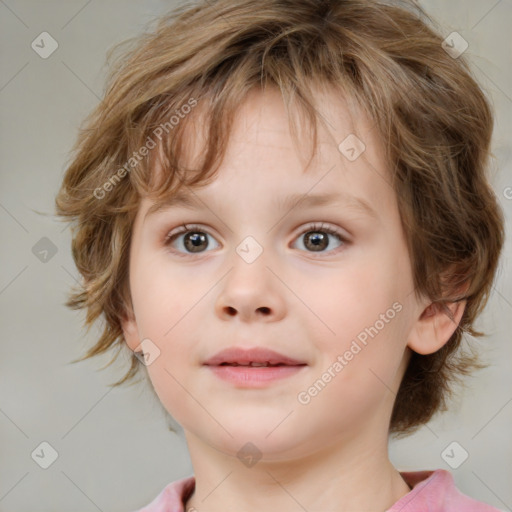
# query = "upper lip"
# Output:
<box><xmin>204</xmin><ymin>347</ymin><xmax>307</xmax><ymax>366</ymax></box>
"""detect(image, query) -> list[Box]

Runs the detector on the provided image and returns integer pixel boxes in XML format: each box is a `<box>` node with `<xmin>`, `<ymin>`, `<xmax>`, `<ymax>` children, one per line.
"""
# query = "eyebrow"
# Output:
<box><xmin>143</xmin><ymin>190</ymin><xmax>378</xmax><ymax>222</ymax></box>
<box><xmin>273</xmin><ymin>192</ymin><xmax>377</xmax><ymax>219</ymax></box>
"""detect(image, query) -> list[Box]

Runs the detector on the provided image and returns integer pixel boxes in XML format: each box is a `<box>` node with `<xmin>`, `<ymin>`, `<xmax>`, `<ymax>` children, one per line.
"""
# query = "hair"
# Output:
<box><xmin>55</xmin><ymin>0</ymin><xmax>505</xmax><ymax>437</ymax></box>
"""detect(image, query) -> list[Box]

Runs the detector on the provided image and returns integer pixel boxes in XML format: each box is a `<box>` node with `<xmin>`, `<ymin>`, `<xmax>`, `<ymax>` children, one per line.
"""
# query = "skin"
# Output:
<box><xmin>122</xmin><ymin>85</ymin><xmax>465</xmax><ymax>512</ymax></box>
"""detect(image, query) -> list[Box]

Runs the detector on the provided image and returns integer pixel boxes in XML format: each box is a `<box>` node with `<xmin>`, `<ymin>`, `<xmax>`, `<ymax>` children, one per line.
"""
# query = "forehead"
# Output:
<box><xmin>140</xmin><ymin>86</ymin><xmax>395</xmax><ymax>220</ymax></box>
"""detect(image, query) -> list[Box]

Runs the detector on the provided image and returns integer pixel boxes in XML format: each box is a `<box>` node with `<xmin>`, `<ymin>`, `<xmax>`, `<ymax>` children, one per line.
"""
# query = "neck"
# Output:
<box><xmin>183</xmin><ymin>430</ymin><xmax>411</xmax><ymax>512</ymax></box>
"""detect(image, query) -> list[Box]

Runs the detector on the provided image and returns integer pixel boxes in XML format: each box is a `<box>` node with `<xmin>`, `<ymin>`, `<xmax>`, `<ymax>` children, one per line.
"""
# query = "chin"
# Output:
<box><xmin>209</xmin><ymin>425</ymin><xmax>311</xmax><ymax>459</ymax></box>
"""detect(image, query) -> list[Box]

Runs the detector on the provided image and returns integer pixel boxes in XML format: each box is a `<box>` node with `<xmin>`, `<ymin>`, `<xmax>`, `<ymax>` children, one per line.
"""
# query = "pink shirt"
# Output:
<box><xmin>132</xmin><ymin>469</ymin><xmax>504</xmax><ymax>511</ymax></box>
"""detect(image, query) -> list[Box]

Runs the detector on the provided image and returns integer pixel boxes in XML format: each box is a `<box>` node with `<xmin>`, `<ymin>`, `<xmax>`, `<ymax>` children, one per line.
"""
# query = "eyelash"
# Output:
<box><xmin>163</xmin><ymin>222</ymin><xmax>348</xmax><ymax>258</ymax></box>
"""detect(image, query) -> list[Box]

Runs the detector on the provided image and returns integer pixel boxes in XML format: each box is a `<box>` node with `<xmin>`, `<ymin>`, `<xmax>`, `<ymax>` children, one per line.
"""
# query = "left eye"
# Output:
<box><xmin>163</xmin><ymin>222</ymin><xmax>347</xmax><ymax>256</ymax></box>
<box><xmin>292</xmin><ymin>223</ymin><xmax>346</xmax><ymax>253</ymax></box>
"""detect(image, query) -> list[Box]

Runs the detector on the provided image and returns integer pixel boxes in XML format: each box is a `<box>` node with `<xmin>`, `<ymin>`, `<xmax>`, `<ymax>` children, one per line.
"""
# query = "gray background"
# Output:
<box><xmin>0</xmin><ymin>1</ymin><xmax>511</xmax><ymax>511</ymax></box>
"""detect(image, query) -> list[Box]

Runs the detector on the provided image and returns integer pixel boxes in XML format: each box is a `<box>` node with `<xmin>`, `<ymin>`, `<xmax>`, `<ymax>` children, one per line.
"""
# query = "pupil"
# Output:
<box><xmin>306</xmin><ymin>231</ymin><xmax>327</xmax><ymax>251</ymax></box>
<box><xmin>185</xmin><ymin>232</ymin><xmax>207</xmax><ymax>252</ymax></box>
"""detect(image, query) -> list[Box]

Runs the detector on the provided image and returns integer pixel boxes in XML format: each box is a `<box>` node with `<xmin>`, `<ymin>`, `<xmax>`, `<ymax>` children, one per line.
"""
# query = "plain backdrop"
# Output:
<box><xmin>0</xmin><ymin>1</ymin><xmax>511</xmax><ymax>511</ymax></box>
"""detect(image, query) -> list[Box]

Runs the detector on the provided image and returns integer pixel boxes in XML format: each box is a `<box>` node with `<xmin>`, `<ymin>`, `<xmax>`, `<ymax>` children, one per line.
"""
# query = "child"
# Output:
<box><xmin>55</xmin><ymin>0</ymin><xmax>506</xmax><ymax>510</ymax></box>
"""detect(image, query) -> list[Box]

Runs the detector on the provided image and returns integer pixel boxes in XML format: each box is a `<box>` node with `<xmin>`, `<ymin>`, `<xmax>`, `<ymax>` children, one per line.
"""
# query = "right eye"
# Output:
<box><xmin>163</xmin><ymin>224</ymin><xmax>221</xmax><ymax>257</ymax></box>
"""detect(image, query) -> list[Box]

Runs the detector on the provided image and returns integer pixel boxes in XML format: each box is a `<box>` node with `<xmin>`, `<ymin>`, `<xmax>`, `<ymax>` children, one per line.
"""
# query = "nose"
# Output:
<box><xmin>214</xmin><ymin>249</ymin><xmax>286</xmax><ymax>323</ymax></box>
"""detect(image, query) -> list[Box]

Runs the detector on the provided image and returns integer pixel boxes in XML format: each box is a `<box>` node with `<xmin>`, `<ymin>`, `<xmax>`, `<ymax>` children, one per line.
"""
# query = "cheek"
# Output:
<box><xmin>145</xmin><ymin>359</ymin><xmax>201</xmax><ymax>431</ymax></box>
<box><xmin>299</xmin><ymin>309</ymin><xmax>411</xmax><ymax>432</ymax></box>
<box><xmin>137</xmin><ymin>290</ymin><xmax>203</xmax><ymax>426</ymax></box>
<box><xmin>309</xmin><ymin>262</ymin><xmax>403</xmax><ymax>341</ymax></box>
<box><xmin>304</xmin><ymin>250</ymin><xmax>412</xmax><ymax>382</ymax></box>
<box><xmin>131</xmin><ymin>257</ymin><xmax>205</xmax><ymax>335</ymax></box>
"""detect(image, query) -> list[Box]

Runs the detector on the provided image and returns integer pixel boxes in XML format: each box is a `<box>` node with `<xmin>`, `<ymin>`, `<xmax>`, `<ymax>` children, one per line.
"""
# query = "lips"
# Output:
<box><xmin>204</xmin><ymin>347</ymin><xmax>307</xmax><ymax>367</ymax></box>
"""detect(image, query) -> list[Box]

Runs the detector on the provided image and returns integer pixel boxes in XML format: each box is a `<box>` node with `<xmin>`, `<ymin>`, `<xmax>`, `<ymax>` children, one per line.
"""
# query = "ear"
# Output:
<box><xmin>120</xmin><ymin>306</ymin><xmax>141</xmax><ymax>353</ymax></box>
<box><xmin>407</xmin><ymin>298</ymin><xmax>467</xmax><ymax>355</ymax></box>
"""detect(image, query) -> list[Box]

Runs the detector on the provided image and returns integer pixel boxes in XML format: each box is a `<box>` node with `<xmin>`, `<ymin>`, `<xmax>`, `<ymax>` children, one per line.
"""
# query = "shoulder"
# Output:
<box><xmin>130</xmin><ymin>475</ymin><xmax>195</xmax><ymax>512</ymax></box>
<box><xmin>388</xmin><ymin>469</ymin><xmax>505</xmax><ymax>512</ymax></box>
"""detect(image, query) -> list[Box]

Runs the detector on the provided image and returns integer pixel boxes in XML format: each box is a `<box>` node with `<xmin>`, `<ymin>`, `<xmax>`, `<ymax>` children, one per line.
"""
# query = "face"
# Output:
<box><xmin>122</xmin><ymin>86</ymin><xmax>430</xmax><ymax>460</ymax></box>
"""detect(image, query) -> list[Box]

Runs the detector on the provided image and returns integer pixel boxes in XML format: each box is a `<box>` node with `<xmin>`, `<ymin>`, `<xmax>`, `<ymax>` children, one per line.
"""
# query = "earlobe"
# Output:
<box><xmin>407</xmin><ymin>299</ymin><xmax>467</xmax><ymax>355</ymax></box>
<box><xmin>120</xmin><ymin>308</ymin><xmax>141</xmax><ymax>353</ymax></box>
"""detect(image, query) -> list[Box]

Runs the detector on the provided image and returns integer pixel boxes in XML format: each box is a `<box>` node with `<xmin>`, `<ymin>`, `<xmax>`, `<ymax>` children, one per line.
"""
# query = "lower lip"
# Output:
<box><xmin>206</xmin><ymin>365</ymin><xmax>306</xmax><ymax>387</ymax></box>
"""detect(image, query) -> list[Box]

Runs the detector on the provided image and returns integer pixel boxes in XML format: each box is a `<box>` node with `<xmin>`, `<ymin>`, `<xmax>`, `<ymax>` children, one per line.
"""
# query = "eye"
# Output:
<box><xmin>292</xmin><ymin>222</ymin><xmax>347</xmax><ymax>255</ymax></box>
<box><xmin>164</xmin><ymin>223</ymin><xmax>220</xmax><ymax>256</ymax></box>
<box><xmin>163</xmin><ymin>222</ymin><xmax>348</xmax><ymax>257</ymax></box>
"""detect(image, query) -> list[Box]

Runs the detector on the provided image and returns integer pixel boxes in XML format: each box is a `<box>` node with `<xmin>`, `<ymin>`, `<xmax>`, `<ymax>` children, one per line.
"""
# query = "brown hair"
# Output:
<box><xmin>55</xmin><ymin>0</ymin><xmax>505</xmax><ymax>437</ymax></box>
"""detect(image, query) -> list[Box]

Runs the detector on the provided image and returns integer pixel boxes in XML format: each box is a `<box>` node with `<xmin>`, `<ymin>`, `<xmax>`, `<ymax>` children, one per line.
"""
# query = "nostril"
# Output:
<box><xmin>222</xmin><ymin>306</ymin><xmax>270</xmax><ymax>316</ymax></box>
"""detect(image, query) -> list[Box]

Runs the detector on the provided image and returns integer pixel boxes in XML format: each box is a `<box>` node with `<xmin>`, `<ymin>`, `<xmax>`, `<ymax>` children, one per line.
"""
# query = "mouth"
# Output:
<box><xmin>203</xmin><ymin>347</ymin><xmax>307</xmax><ymax>367</ymax></box>
<box><xmin>204</xmin><ymin>347</ymin><xmax>307</xmax><ymax>387</ymax></box>
<box><xmin>216</xmin><ymin>362</ymin><xmax>300</xmax><ymax>367</ymax></box>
